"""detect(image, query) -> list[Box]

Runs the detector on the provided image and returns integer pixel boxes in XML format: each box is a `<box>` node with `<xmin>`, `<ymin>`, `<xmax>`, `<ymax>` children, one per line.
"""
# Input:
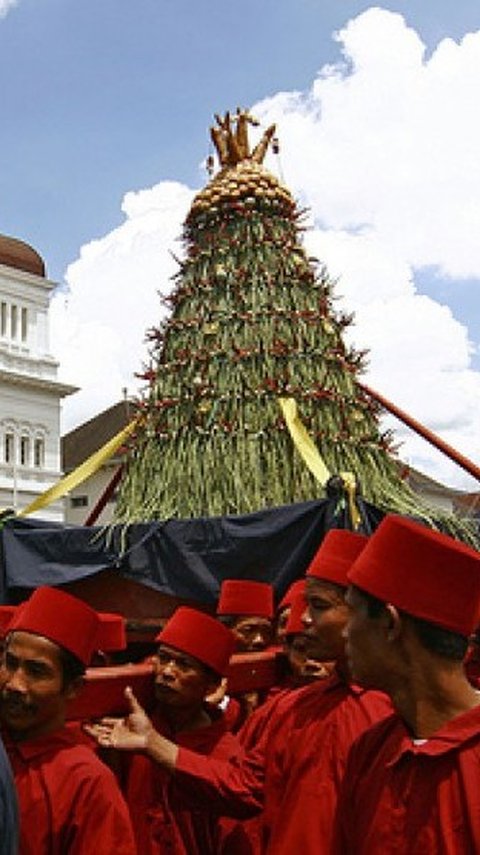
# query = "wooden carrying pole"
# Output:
<box><xmin>84</xmin><ymin>465</ymin><xmax>124</xmax><ymax>526</ymax></box>
<box><xmin>359</xmin><ymin>382</ymin><xmax>480</xmax><ymax>483</ymax></box>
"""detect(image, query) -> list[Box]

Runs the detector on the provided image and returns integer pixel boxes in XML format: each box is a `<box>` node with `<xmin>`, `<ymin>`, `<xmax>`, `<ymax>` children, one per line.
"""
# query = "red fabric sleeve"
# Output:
<box><xmin>174</xmin><ymin>744</ymin><xmax>264</xmax><ymax>819</ymax></box>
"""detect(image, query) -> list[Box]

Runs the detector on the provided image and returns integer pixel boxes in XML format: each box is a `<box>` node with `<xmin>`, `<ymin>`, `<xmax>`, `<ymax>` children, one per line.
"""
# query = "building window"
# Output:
<box><xmin>1</xmin><ymin>302</ymin><xmax>7</xmax><ymax>337</ymax></box>
<box><xmin>5</xmin><ymin>433</ymin><xmax>15</xmax><ymax>464</ymax></box>
<box><xmin>11</xmin><ymin>305</ymin><xmax>17</xmax><ymax>339</ymax></box>
<box><xmin>70</xmin><ymin>495</ymin><xmax>88</xmax><ymax>508</ymax></box>
<box><xmin>34</xmin><ymin>438</ymin><xmax>44</xmax><ymax>468</ymax></box>
<box><xmin>20</xmin><ymin>436</ymin><xmax>30</xmax><ymax>466</ymax></box>
<box><xmin>21</xmin><ymin>307</ymin><xmax>28</xmax><ymax>342</ymax></box>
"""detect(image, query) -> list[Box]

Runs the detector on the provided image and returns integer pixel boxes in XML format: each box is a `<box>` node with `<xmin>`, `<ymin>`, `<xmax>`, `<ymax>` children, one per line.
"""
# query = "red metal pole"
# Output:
<box><xmin>358</xmin><ymin>382</ymin><xmax>480</xmax><ymax>483</ymax></box>
<box><xmin>84</xmin><ymin>465</ymin><xmax>124</xmax><ymax>526</ymax></box>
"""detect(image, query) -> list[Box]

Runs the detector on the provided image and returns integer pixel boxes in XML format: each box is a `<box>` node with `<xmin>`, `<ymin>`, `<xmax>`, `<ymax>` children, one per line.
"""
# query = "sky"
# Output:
<box><xmin>1</xmin><ymin>0</ymin><xmax>480</xmax><ymax>491</ymax></box>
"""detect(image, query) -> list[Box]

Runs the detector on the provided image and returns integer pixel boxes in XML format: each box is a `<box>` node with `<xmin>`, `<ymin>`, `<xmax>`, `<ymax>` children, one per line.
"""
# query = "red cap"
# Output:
<box><xmin>306</xmin><ymin>529</ymin><xmax>368</xmax><ymax>587</ymax></box>
<box><xmin>155</xmin><ymin>607</ymin><xmax>236</xmax><ymax>676</ymax></box>
<box><xmin>9</xmin><ymin>587</ymin><xmax>100</xmax><ymax>666</ymax></box>
<box><xmin>285</xmin><ymin>586</ymin><xmax>307</xmax><ymax>636</ymax></box>
<box><xmin>217</xmin><ymin>580</ymin><xmax>274</xmax><ymax>619</ymax></box>
<box><xmin>278</xmin><ymin>579</ymin><xmax>305</xmax><ymax>611</ymax></box>
<box><xmin>348</xmin><ymin>515</ymin><xmax>480</xmax><ymax>636</ymax></box>
<box><xmin>0</xmin><ymin>606</ymin><xmax>17</xmax><ymax>638</ymax></box>
<box><xmin>96</xmin><ymin>613</ymin><xmax>127</xmax><ymax>652</ymax></box>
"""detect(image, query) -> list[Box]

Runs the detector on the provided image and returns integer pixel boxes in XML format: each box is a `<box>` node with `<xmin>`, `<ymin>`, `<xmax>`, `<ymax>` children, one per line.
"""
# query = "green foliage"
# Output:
<box><xmin>115</xmin><ymin>188</ymin><xmax>477</xmax><ymax>546</ymax></box>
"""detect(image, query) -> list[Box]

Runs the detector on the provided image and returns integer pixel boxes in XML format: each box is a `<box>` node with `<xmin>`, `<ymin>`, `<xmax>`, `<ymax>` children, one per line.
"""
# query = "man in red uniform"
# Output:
<box><xmin>231</xmin><ymin>585</ymin><xmax>336</xmax><ymax>854</ymax></box>
<box><xmin>0</xmin><ymin>586</ymin><xmax>136</xmax><ymax>855</ymax></box>
<box><xmin>239</xmin><ymin>584</ymin><xmax>334</xmax><ymax>749</ymax></box>
<box><xmin>216</xmin><ymin>579</ymin><xmax>275</xmax><ymax>726</ymax></box>
<box><xmin>92</xmin><ymin>529</ymin><xmax>392</xmax><ymax>854</ymax></box>
<box><xmin>282</xmin><ymin>585</ymin><xmax>335</xmax><ymax>684</ymax></box>
<box><xmin>274</xmin><ymin>578</ymin><xmax>305</xmax><ymax>644</ymax></box>
<box><xmin>336</xmin><ymin>515</ymin><xmax>480</xmax><ymax>854</ymax></box>
<box><xmin>91</xmin><ymin>606</ymin><xmax>245</xmax><ymax>855</ymax></box>
<box><xmin>217</xmin><ymin>579</ymin><xmax>274</xmax><ymax>652</ymax></box>
<box><xmin>256</xmin><ymin>528</ymin><xmax>392</xmax><ymax>854</ymax></box>
<box><xmin>261</xmin><ymin>583</ymin><xmax>334</xmax><ymax>708</ymax></box>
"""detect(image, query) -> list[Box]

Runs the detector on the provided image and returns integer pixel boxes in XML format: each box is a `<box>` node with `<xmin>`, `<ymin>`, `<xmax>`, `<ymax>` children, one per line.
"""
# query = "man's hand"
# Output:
<box><xmin>86</xmin><ymin>686</ymin><xmax>179</xmax><ymax>770</ymax></box>
<box><xmin>85</xmin><ymin>686</ymin><xmax>154</xmax><ymax>752</ymax></box>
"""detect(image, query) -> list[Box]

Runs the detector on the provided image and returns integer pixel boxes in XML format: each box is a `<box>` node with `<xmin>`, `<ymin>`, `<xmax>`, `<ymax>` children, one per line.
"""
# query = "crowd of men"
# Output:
<box><xmin>0</xmin><ymin>513</ymin><xmax>480</xmax><ymax>853</ymax></box>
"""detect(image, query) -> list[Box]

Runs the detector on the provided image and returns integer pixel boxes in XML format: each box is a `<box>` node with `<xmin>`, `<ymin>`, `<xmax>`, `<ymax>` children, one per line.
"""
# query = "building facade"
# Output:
<box><xmin>62</xmin><ymin>399</ymin><xmax>133</xmax><ymax>526</ymax></box>
<box><xmin>0</xmin><ymin>235</ymin><xmax>77</xmax><ymax>520</ymax></box>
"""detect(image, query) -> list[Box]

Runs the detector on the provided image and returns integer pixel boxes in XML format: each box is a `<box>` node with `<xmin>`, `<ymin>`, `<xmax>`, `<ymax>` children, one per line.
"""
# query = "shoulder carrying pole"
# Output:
<box><xmin>358</xmin><ymin>382</ymin><xmax>480</xmax><ymax>483</ymax></box>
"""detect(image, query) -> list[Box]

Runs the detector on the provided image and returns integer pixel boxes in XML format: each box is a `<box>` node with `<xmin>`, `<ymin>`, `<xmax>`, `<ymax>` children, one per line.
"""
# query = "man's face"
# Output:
<box><xmin>0</xmin><ymin>631</ymin><xmax>75</xmax><ymax>741</ymax></box>
<box><xmin>302</xmin><ymin>578</ymin><xmax>350</xmax><ymax>663</ymax></box>
<box><xmin>230</xmin><ymin>616</ymin><xmax>273</xmax><ymax>652</ymax></box>
<box><xmin>153</xmin><ymin>644</ymin><xmax>216</xmax><ymax>710</ymax></box>
<box><xmin>343</xmin><ymin>586</ymin><xmax>388</xmax><ymax>688</ymax></box>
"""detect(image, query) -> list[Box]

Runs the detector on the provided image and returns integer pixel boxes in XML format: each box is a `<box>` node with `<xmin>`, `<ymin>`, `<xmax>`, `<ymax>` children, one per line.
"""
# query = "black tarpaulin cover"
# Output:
<box><xmin>0</xmin><ymin>498</ymin><xmax>384</xmax><ymax>605</ymax></box>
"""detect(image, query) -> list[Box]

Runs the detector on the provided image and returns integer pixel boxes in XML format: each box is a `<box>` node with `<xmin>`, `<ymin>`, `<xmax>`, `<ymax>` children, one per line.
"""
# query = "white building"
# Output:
<box><xmin>0</xmin><ymin>234</ymin><xmax>77</xmax><ymax>520</ymax></box>
<box><xmin>62</xmin><ymin>399</ymin><xmax>134</xmax><ymax>526</ymax></box>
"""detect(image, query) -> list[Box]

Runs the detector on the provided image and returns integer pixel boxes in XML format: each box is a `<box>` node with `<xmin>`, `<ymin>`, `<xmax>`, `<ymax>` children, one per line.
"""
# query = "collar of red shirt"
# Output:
<box><xmin>2</xmin><ymin>705</ymin><xmax>230</xmax><ymax>763</ymax></box>
<box><xmin>1</xmin><ymin>725</ymin><xmax>78</xmax><ymax>761</ymax></box>
<box><xmin>386</xmin><ymin>703</ymin><xmax>480</xmax><ymax>766</ymax></box>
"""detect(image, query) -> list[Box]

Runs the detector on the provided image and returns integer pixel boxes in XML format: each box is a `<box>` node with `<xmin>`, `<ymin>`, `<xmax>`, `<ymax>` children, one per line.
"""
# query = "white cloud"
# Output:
<box><xmin>52</xmin><ymin>7</ymin><xmax>480</xmax><ymax>491</ymax></box>
<box><xmin>255</xmin><ymin>7</ymin><xmax>480</xmax><ymax>488</ymax></box>
<box><xmin>0</xmin><ymin>0</ymin><xmax>18</xmax><ymax>18</ymax></box>
<box><xmin>51</xmin><ymin>182</ymin><xmax>193</xmax><ymax>429</ymax></box>
<box><xmin>259</xmin><ymin>9</ymin><xmax>480</xmax><ymax>278</ymax></box>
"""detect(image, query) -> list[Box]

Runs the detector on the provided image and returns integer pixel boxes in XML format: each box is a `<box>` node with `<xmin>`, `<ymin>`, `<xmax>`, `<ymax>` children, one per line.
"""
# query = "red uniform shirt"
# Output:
<box><xmin>335</xmin><ymin>704</ymin><xmax>480</xmax><ymax>854</ymax></box>
<box><xmin>124</xmin><ymin>707</ymin><xmax>245</xmax><ymax>855</ymax></box>
<box><xmin>229</xmin><ymin>689</ymin><xmax>292</xmax><ymax>854</ymax></box>
<box><xmin>3</xmin><ymin>726</ymin><xmax>137</xmax><ymax>855</ymax></box>
<box><xmin>238</xmin><ymin>688</ymin><xmax>290</xmax><ymax>752</ymax></box>
<box><xmin>174</xmin><ymin>672</ymin><xmax>392</xmax><ymax>853</ymax></box>
<box><xmin>261</xmin><ymin>675</ymin><xmax>392</xmax><ymax>853</ymax></box>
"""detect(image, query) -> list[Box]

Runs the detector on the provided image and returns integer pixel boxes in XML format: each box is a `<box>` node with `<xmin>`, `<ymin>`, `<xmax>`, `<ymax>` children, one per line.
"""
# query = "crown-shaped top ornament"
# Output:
<box><xmin>210</xmin><ymin>108</ymin><xmax>276</xmax><ymax>167</ymax></box>
<box><xmin>189</xmin><ymin>109</ymin><xmax>291</xmax><ymax>222</ymax></box>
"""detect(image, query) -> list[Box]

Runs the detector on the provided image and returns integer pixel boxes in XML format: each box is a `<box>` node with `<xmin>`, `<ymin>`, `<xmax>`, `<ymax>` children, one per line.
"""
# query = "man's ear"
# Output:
<box><xmin>384</xmin><ymin>604</ymin><xmax>402</xmax><ymax>642</ymax></box>
<box><xmin>64</xmin><ymin>675</ymin><xmax>85</xmax><ymax>701</ymax></box>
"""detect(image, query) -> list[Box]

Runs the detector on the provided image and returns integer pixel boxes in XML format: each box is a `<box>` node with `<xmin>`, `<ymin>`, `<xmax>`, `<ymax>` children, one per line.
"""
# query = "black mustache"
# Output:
<box><xmin>154</xmin><ymin>681</ymin><xmax>177</xmax><ymax>694</ymax></box>
<box><xmin>1</xmin><ymin>692</ymin><xmax>35</xmax><ymax>714</ymax></box>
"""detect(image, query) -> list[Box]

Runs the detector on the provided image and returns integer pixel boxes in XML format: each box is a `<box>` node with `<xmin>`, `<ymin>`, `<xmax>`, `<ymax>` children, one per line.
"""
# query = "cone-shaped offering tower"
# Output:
<box><xmin>115</xmin><ymin>110</ymin><xmax>476</xmax><ymax>543</ymax></box>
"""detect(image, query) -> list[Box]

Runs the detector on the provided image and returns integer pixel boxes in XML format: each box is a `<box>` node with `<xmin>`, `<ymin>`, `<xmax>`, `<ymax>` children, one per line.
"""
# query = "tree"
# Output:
<box><xmin>115</xmin><ymin>110</ymin><xmax>475</xmax><ymax>543</ymax></box>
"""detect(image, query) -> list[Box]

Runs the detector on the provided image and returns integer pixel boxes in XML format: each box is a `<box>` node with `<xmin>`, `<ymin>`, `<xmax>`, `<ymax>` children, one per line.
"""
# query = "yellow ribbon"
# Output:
<box><xmin>18</xmin><ymin>417</ymin><xmax>139</xmax><ymax>518</ymax></box>
<box><xmin>278</xmin><ymin>397</ymin><xmax>361</xmax><ymax>529</ymax></box>
<box><xmin>278</xmin><ymin>397</ymin><xmax>331</xmax><ymax>487</ymax></box>
<box><xmin>339</xmin><ymin>470</ymin><xmax>362</xmax><ymax>530</ymax></box>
